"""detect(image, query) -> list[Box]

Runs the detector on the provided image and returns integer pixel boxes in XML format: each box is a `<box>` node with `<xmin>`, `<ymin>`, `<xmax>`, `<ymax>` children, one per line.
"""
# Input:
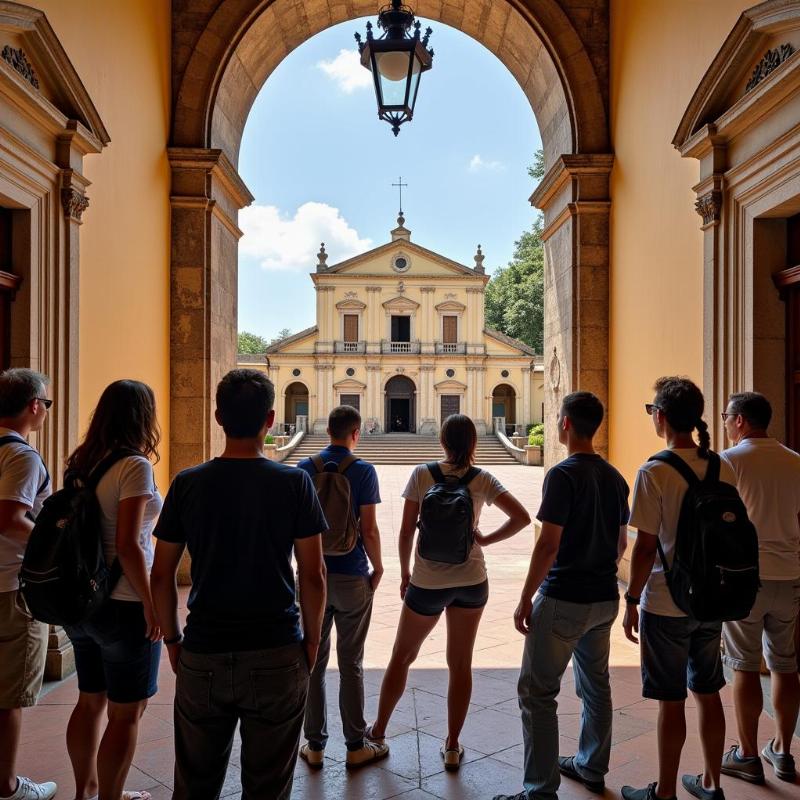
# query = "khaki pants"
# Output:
<box><xmin>0</xmin><ymin>590</ymin><xmax>47</xmax><ymax>709</ymax></box>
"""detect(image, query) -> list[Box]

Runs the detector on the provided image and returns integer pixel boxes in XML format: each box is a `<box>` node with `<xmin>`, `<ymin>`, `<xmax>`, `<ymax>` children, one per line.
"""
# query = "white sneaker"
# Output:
<box><xmin>1</xmin><ymin>777</ymin><xmax>57</xmax><ymax>800</ymax></box>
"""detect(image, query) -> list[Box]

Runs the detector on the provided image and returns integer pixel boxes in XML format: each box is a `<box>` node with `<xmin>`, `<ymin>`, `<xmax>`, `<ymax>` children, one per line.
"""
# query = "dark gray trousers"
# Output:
<box><xmin>303</xmin><ymin>573</ymin><xmax>374</xmax><ymax>749</ymax></box>
<box><xmin>173</xmin><ymin>643</ymin><xmax>308</xmax><ymax>800</ymax></box>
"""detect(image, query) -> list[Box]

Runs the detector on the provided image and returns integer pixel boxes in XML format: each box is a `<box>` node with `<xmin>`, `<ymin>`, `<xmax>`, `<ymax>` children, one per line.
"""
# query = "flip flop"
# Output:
<box><xmin>440</xmin><ymin>743</ymin><xmax>465</xmax><ymax>772</ymax></box>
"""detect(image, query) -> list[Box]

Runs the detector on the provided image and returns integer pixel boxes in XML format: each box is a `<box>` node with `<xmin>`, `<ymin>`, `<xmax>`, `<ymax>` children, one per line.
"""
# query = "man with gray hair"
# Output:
<box><xmin>0</xmin><ymin>368</ymin><xmax>56</xmax><ymax>800</ymax></box>
<box><xmin>720</xmin><ymin>392</ymin><xmax>800</xmax><ymax>784</ymax></box>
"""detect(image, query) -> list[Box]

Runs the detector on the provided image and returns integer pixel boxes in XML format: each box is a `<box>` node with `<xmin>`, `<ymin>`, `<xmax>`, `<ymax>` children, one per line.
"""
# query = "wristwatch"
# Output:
<box><xmin>624</xmin><ymin>592</ymin><xmax>640</xmax><ymax>606</ymax></box>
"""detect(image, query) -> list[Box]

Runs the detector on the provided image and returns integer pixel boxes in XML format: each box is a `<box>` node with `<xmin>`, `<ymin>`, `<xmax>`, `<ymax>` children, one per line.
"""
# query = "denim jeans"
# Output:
<box><xmin>173</xmin><ymin>643</ymin><xmax>309</xmax><ymax>800</ymax></box>
<box><xmin>518</xmin><ymin>593</ymin><xmax>619</xmax><ymax>800</ymax></box>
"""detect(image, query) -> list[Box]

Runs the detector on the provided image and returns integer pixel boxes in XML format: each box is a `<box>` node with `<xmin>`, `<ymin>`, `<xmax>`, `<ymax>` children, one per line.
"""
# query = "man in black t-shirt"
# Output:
<box><xmin>151</xmin><ymin>369</ymin><xmax>327</xmax><ymax>800</ymax></box>
<box><xmin>494</xmin><ymin>392</ymin><xmax>630</xmax><ymax>800</ymax></box>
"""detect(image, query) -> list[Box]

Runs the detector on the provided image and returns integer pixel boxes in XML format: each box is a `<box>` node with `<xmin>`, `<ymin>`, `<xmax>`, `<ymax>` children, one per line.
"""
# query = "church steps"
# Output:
<box><xmin>282</xmin><ymin>434</ymin><xmax>520</xmax><ymax>466</ymax></box>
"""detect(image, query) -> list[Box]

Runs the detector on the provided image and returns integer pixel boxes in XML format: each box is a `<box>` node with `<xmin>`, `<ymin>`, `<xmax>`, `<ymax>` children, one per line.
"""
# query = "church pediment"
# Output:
<box><xmin>674</xmin><ymin>1</ymin><xmax>800</xmax><ymax>152</ymax></box>
<box><xmin>335</xmin><ymin>298</ymin><xmax>367</xmax><ymax>311</ymax></box>
<box><xmin>435</xmin><ymin>299</ymin><xmax>466</xmax><ymax>313</ymax></box>
<box><xmin>333</xmin><ymin>378</ymin><xmax>367</xmax><ymax>391</ymax></box>
<box><xmin>0</xmin><ymin>4</ymin><xmax>110</xmax><ymax>151</ymax></box>
<box><xmin>434</xmin><ymin>379</ymin><xmax>468</xmax><ymax>392</ymax></box>
<box><xmin>382</xmin><ymin>295</ymin><xmax>420</xmax><ymax>311</ymax></box>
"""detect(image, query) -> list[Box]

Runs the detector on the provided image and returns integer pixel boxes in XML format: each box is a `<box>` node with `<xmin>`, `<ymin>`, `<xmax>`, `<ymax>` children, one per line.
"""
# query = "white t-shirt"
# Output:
<box><xmin>95</xmin><ymin>455</ymin><xmax>162</xmax><ymax>602</ymax></box>
<box><xmin>402</xmin><ymin>462</ymin><xmax>506</xmax><ymax>590</ymax></box>
<box><xmin>721</xmin><ymin>438</ymin><xmax>800</xmax><ymax>580</ymax></box>
<box><xmin>629</xmin><ymin>448</ymin><xmax>737</xmax><ymax>617</ymax></box>
<box><xmin>0</xmin><ymin>428</ymin><xmax>51</xmax><ymax>592</ymax></box>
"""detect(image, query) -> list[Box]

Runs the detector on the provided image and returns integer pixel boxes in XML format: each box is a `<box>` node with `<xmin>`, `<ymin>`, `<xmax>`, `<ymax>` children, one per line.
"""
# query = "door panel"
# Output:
<box><xmin>340</xmin><ymin>394</ymin><xmax>360</xmax><ymax>411</ymax></box>
<box><xmin>442</xmin><ymin>315</ymin><xmax>457</xmax><ymax>344</ymax></box>
<box><xmin>441</xmin><ymin>395</ymin><xmax>460</xmax><ymax>420</ymax></box>
<box><xmin>343</xmin><ymin>314</ymin><xmax>358</xmax><ymax>342</ymax></box>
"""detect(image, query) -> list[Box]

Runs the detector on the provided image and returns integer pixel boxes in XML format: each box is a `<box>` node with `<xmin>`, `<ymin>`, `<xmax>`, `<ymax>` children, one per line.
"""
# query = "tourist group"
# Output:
<box><xmin>0</xmin><ymin>366</ymin><xmax>798</xmax><ymax>800</ymax></box>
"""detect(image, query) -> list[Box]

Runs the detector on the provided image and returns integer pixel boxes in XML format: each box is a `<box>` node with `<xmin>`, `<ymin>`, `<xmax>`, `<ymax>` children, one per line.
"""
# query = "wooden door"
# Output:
<box><xmin>343</xmin><ymin>314</ymin><xmax>358</xmax><ymax>342</ymax></box>
<box><xmin>340</xmin><ymin>394</ymin><xmax>360</xmax><ymax>411</ymax></box>
<box><xmin>0</xmin><ymin>210</ymin><xmax>20</xmax><ymax>371</ymax></box>
<box><xmin>775</xmin><ymin>265</ymin><xmax>800</xmax><ymax>451</ymax></box>
<box><xmin>441</xmin><ymin>395</ymin><xmax>460</xmax><ymax>421</ymax></box>
<box><xmin>442</xmin><ymin>315</ymin><xmax>457</xmax><ymax>343</ymax></box>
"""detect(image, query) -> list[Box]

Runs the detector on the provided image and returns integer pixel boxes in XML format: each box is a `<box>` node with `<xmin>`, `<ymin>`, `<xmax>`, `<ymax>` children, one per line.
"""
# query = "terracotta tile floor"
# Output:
<box><xmin>19</xmin><ymin>464</ymin><xmax>800</xmax><ymax>799</ymax></box>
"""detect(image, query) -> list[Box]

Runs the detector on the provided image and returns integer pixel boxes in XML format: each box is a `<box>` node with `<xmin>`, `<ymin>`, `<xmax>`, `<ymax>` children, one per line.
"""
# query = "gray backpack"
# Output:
<box><xmin>310</xmin><ymin>454</ymin><xmax>360</xmax><ymax>556</ymax></box>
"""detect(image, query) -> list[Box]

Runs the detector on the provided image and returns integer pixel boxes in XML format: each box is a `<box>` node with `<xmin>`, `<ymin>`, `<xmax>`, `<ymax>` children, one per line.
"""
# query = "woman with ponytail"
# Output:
<box><xmin>620</xmin><ymin>376</ymin><xmax>737</xmax><ymax>800</ymax></box>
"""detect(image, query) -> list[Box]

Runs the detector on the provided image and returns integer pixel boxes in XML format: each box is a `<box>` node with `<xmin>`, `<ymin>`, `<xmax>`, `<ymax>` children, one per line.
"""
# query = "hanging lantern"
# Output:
<box><xmin>355</xmin><ymin>1</ymin><xmax>434</xmax><ymax>136</ymax></box>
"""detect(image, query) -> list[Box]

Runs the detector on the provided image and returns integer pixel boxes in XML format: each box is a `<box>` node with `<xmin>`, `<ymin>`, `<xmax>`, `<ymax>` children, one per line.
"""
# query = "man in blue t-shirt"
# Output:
<box><xmin>494</xmin><ymin>392</ymin><xmax>630</xmax><ymax>800</ymax></box>
<box><xmin>151</xmin><ymin>370</ymin><xmax>327</xmax><ymax>800</ymax></box>
<box><xmin>297</xmin><ymin>405</ymin><xmax>387</xmax><ymax>769</ymax></box>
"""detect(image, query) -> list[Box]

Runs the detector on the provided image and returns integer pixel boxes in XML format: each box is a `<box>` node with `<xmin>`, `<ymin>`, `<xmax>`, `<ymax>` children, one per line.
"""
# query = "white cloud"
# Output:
<box><xmin>317</xmin><ymin>49</ymin><xmax>372</xmax><ymax>93</ymax></box>
<box><xmin>239</xmin><ymin>202</ymin><xmax>372</xmax><ymax>272</ymax></box>
<box><xmin>468</xmin><ymin>154</ymin><xmax>505</xmax><ymax>172</ymax></box>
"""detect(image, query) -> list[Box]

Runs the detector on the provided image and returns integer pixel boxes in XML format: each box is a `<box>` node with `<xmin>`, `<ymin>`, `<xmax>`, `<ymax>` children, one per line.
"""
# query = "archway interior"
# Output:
<box><xmin>385</xmin><ymin>375</ymin><xmax>416</xmax><ymax>432</ymax></box>
<box><xmin>492</xmin><ymin>382</ymin><xmax>517</xmax><ymax>425</ymax></box>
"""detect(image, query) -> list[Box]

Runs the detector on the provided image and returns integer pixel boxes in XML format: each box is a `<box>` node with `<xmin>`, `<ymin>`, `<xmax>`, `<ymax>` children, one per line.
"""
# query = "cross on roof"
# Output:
<box><xmin>392</xmin><ymin>176</ymin><xmax>408</xmax><ymax>214</ymax></box>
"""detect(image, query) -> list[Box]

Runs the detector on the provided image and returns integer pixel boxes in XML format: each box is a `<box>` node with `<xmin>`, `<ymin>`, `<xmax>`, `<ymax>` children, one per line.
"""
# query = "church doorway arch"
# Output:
<box><xmin>283</xmin><ymin>381</ymin><xmax>309</xmax><ymax>432</ymax></box>
<box><xmin>492</xmin><ymin>383</ymin><xmax>517</xmax><ymax>430</ymax></box>
<box><xmin>385</xmin><ymin>375</ymin><xmax>416</xmax><ymax>433</ymax></box>
<box><xmin>168</xmin><ymin>0</ymin><xmax>612</xmax><ymax>475</ymax></box>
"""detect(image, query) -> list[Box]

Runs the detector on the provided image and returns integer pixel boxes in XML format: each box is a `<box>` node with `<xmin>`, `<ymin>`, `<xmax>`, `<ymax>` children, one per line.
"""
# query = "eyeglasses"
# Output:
<box><xmin>645</xmin><ymin>403</ymin><xmax>661</xmax><ymax>416</ymax></box>
<box><xmin>720</xmin><ymin>412</ymin><xmax>735</xmax><ymax>422</ymax></box>
<box><xmin>35</xmin><ymin>398</ymin><xmax>53</xmax><ymax>410</ymax></box>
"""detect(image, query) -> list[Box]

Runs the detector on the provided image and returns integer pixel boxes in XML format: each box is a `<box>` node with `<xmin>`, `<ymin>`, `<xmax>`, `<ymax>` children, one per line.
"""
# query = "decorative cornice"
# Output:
<box><xmin>315</xmin><ymin>285</ymin><xmax>335</xmax><ymax>292</ymax></box>
<box><xmin>745</xmin><ymin>43</ymin><xmax>795</xmax><ymax>93</ymax></box>
<box><xmin>366</xmin><ymin>285</ymin><xmax>382</xmax><ymax>293</ymax></box>
<box><xmin>60</xmin><ymin>187</ymin><xmax>89</xmax><ymax>222</ymax></box>
<box><xmin>1</xmin><ymin>45</ymin><xmax>38</xmax><ymax>89</ymax></box>
<box><xmin>529</xmin><ymin>154</ymin><xmax>614</xmax><ymax>210</ymax></box>
<box><xmin>465</xmin><ymin>287</ymin><xmax>484</xmax><ymax>294</ymax></box>
<box><xmin>335</xmin><ymin>298</ymin><xmax>367</xmax><ymax>310</ymax></box>
<box><xmin>695</xmin><ymin>190</ymin><xmax>722</xmax><ymax>227</ymax></box>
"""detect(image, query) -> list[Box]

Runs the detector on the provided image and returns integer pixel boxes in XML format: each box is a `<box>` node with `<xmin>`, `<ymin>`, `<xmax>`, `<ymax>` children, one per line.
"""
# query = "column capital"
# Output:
<box><xmin>420</xmin><ymin>286</ymin><xmax>436</xmax><ymax>294</ymax></box>
<box><xmin>315</xmin><ymin>285</ymin><xmax>335</xmax><ymax>292</ymax></box>
<box><xmin>465</xmin><ymin>287</ymin><xmax>484</xmax><ymax>294</ymax></box>
<box><xmin>366</xmin><ymin>285</ymin><xmax>383</xmax><ymax>293</ymax></box>
<box><xmin>419</xmin><ymin>364</ymin><xmax>436</xmax><ymax>372</ymax></box>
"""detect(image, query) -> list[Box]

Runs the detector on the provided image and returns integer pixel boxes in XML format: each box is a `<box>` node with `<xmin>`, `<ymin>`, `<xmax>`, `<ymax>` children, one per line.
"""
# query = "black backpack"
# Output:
<box><xmin>650</xmin><ymin>449</ymin><xmax>759</xmax><ymax>622</ymax></box>
<box><xmin>19</xmin><ymin>449</ymin><xmax>140</xmax><ymax>626</ymax></box>
<box><xmin>417</xmin><ymin>462</ymin><xmax>480</xmax><ymax>564</ymax></box>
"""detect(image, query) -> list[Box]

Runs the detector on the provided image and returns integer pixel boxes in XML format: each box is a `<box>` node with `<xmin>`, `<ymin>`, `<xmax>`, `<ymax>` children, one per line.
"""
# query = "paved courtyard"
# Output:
<box><xmin>18</xmin><ymin>464</ymin><xmax>800</xmax><ymax>799</ymax></box>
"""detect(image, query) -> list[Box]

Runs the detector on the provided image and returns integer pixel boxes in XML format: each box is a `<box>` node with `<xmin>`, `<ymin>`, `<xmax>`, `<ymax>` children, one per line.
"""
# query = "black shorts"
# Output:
<box><xmin>65</xmin><ymin>599</ymin><xmax>161</xmax><ymax>704</ymax></box>
<box><xmin>404</xmin><ymin>580</ymin><xmax>489</xmax><ymax>616</ymax></box>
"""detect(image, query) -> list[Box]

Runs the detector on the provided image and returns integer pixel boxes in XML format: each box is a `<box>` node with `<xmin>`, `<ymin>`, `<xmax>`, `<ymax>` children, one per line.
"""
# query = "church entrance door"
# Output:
<box><xmin>385</xmin><ymin>375</ymin><xmax>416</xmax><ymax>433</ymax></box>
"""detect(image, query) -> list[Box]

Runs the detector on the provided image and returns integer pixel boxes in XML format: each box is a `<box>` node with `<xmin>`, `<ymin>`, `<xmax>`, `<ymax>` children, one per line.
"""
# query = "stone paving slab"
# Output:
<box><xmin>18</xmin><ymin>465</ymin><xmax>799</xmax><ymax>799</ymax></box>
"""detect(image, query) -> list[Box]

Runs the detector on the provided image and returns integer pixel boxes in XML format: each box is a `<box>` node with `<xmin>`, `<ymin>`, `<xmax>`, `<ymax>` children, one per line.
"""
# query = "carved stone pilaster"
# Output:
<box><xmin>694</xmin><ymin>190</ymin><xmax>722</xmax><ymax>227</ymax></box>
<box><xmin>60</xmin><ymin>187</ymin><xmax>90</xmax><ymax>222</ymax></box>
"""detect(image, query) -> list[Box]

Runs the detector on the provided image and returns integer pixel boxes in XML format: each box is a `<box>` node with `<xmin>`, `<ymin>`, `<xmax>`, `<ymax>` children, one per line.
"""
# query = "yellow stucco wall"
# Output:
<box><xmin>608</xmin><ymin>0</ymin><xmax>753</xmax><ymax>485</ymax></box>
<box><xmin>35</xmin><ymin>0</ymin><xmax>171</xmax><ymax>486</ymax></box>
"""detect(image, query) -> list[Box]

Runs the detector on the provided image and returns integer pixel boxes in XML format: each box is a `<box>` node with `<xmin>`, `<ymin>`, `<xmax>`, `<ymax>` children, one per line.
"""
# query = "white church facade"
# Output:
<box><xmin>239</xmin><ymin>216</ymin><xmax>544</xmax><ymax>435</ymax></box>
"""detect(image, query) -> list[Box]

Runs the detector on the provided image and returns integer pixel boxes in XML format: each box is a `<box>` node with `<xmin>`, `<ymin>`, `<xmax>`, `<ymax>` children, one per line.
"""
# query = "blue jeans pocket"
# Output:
<box><xmin>550</xmin><ymin>599</ymin><xmax>591</xmax><ymax>643</ymax></box>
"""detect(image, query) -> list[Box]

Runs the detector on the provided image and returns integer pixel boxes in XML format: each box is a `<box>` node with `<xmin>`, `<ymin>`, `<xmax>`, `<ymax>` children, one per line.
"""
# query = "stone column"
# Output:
<box><xmin>464</xmin><ymin>366</ymin><xmax>476</xmax><ymax>418</ymax></box>
<box><xmin>419</xmin><ymin>364</ymin><xmax>436</xmax><ymax>434</ymax></box>
<box><xmin>521</xmin><ymin>366</ymin><xmax>532</xmax><ymax>431</ymax></box>
<box><xmin>366</xmin><ymin>364</ymin><xmax>381</xmax><ymax>428</ymax></box>
<box><xmin>168</xmin><ymin>148</ymin><xmax>253</xmax><ymax>478</ymax></box>
<box><xmin>466</xmin><ymin>287</ymin><xmax>484</xmax><ymax>354</ymax></box>
<box><xmin>366</xmin><ymin>286</ymin><xmax>382</xmax><ymax>353</ymax></box>
<box><xmin>475</xmin><ymin>367</ymin><xmax>487</xmax><ymax>434</ymax></box>
<box><xmin>420</xmin><ymin>287</ymin><xmax>435</xmax><ymax>354</ymax></box>
<box><xmin>313</xmin><ymin>363</ymin><xmax>326</xmax><ymax>432</ymax></box>
<box><xmin>530</xmin><ymin>154</ymin><xmax>614</xmax><ymax>465</ymax></box>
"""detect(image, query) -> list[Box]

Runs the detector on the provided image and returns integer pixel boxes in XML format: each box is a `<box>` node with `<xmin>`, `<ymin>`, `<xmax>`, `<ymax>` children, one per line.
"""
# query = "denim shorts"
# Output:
<box><xmin>404</xmin><ymin>580</ymin><xmax>489</xmax><ymax>616</ymax></box>
<box><xmin>65</xmin><ymin>599</ymin><xmax>161</xmax><ymax>704</ymax></box>
<box><xmin>640</xmin><ymin>609</ymin><xmax>725</xmax><ymax>701</ymax></box>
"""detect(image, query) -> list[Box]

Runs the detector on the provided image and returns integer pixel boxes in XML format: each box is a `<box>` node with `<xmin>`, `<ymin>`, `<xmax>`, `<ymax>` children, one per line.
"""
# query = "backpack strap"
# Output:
<box><xmin>459</xmin><ymin>466</ymin><xmax>481</xmax><ymax>486</ymax></box>
<box><xmin>86</xmin><ymin>448</ymin><xmax>144</xmax><ymax>491</ymax></box>
<box><xmin>702</xmin><ymin>451</ymin><xmax>721</xmax><ymax>483</ymax></box>
<box><xmin>648</xmin><ymin>449</ymin><xmax>700</xmax><ymax>487</ymax></box>
<box><xmin>310</xmin><ymin>454</ymin><xmax>326</xmax><ymax>474</ymax></box>
<box><xmin>0</xmin><ymin>434</ymin><xmax>50</xmax><ymax>494</ymax></box>
<box><xmin>337</xmin><ymin>454</ymin><xmax>359</xmax><ymax>474</ymax></box>
<box><xmin>426</xmin><ymin>461</ymin><xmax>446</xmax><ymax>484</ymax></box>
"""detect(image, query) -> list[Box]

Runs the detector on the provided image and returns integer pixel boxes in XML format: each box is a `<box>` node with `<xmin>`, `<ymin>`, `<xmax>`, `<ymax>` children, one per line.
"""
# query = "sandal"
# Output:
<box><xmin>440</xmin><ymin>743</ymin><xmax>465</xmax><ymax>772</ymax></box>
<box><xmin>364</xmin><ymin>724</ymin><xmax>386</xmax><ymax>745</ymax></box>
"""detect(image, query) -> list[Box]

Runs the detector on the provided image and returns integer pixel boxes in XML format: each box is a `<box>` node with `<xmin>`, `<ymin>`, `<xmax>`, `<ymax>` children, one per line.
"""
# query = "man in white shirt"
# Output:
<box><xmin>0</xmin><ymin>369</ymin><xmax>55</xmax><ymax>800</ymax></box>
<box><xmin>719</xmin><ymin>392</ymin><xmax>800</xmax><ymax>784</ymax></box>
<box><xmin>622</xmin><ymin>377</ymin><xmax>734</xmax><ymax>800</ymax></box>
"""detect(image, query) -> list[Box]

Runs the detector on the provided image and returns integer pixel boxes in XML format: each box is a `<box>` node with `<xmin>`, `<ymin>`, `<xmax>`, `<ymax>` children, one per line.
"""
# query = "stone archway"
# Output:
<box><xmin>385</xmin><ymin>374</ymin><xmax>416</xmax><ymax>433</ymax></box>
<box><xmin>168</xmin><ymin>0</ymin><xmax>612</xmax><ymax>474</ymax></box>
<box><xmin>283</xmin><ymin>381</ymin><xmax>309</xmax><ymax>431</ymax></box>
<box><xmin>492</xmin><ymin>382</ymin><xmax>517</xmax><ymax>428</ymax></box>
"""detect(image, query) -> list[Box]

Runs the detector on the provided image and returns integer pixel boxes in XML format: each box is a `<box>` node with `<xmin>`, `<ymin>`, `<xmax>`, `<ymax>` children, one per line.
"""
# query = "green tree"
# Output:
<box><xmin>237</xmin><ymin>330</ymin><xmax>270</xmax><ymax>353</ymax></box>
<box><xmin>528</xmin><ymin>149</ymin><xmax>545</xmax><ymax>180</ymax></box>
<box><xmin>485</xmin><ymin>215</ymin><xmax>544</xmax><ymax>353</ymax></box>
<box><xmin>271</xmin><ymin>327</ymin><xmax>292</xmax><ymax>344</ymax></box>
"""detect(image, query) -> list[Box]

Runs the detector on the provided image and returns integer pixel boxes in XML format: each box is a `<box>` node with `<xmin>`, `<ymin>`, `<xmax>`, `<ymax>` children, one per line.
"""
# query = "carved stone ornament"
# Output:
<box><xmin>344</xmin><ymin>290</ymin><xmax>358</xmax><ymax>299</ymax></box>
<box><xmin>694</xmin><ymin>190</ymin><xmax>722</xmax><ymax>226</ymax></box>
<box><xmin>745</xmin><ymin>43</ymin><xmax>795</xmax><ymax>93</ymax></box>
<box><xmin>61</xmin><ymin>188</ymin><xmax>89</xmax><ymax>222</ymax></box>
<box><xmin>1</xmin><ymin>45</ymin><xmax>39</xmax><ymax>89</ymax></box>
<box><xmin>397</xmin><ymin>281</ymin><xmax>405</xmax><ymax>294</ymax></box>
<box><xmin>444</xmin><ymin>292</ymin><xmax>456</xmax><ymax>300</ymax></box>
<box><xmin>549</xmin><ymin>347</ymin><xmax>561</xmax><ymax>390</ymax></box>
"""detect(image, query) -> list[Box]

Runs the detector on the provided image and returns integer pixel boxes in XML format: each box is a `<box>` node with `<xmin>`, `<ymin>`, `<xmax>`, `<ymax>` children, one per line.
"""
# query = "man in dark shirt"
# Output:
<box><xmin>150</xmin><ymin>369</ymin><xmax>327</xmax><ymax>800</ymax></box>
<box><xmin>297</xmin><ymin>405</ymin><xmax>387</xmax><ymax>769</ymax></box>
<box><xmin>494</xmin><ymin>392</ymin><xmax>630</xmax><ymax>800</ymax></box>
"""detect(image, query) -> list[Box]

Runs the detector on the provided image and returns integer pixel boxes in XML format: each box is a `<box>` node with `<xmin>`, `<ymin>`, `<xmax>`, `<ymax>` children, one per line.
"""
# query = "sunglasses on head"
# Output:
<box><xmin>35</xmin><ymin>398</ymin><xmax>53</xmax><ymax>409</ymax></box>
<box><xmin>645</xmin><ymin>403</ymin><xmax>660</xmax><ymax>416</ymax></box>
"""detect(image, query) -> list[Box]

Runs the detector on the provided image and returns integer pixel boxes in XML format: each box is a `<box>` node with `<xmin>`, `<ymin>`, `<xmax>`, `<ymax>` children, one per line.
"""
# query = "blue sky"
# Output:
<box><xmin>238</xmin><ymin>16</ymin><xmax>541</xmax><ymax>340</ymax></box>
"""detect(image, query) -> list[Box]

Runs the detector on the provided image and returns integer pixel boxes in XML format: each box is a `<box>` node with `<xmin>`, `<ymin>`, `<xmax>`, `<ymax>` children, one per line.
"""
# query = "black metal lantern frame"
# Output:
<box><xmin>355</xmin><ymin>1</ymin><xmax>434</xmax><ymax>136</ymax></box>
